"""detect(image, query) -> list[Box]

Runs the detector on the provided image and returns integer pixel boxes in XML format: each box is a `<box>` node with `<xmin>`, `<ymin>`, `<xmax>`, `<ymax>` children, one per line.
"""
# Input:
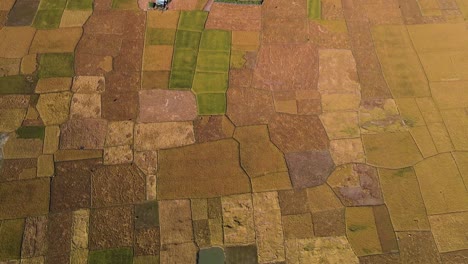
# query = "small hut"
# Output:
<box><xmin>148</xmin><ymin>0</ymin><xmax>171</xmax><ymax>10</ymax></box>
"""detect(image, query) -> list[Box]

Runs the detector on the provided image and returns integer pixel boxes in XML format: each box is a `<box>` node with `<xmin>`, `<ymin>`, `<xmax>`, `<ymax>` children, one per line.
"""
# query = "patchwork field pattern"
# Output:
<box><xmin>1</xmin><ymin>0</ymin><xmax>468</xmax><ymax>263</ymax></box>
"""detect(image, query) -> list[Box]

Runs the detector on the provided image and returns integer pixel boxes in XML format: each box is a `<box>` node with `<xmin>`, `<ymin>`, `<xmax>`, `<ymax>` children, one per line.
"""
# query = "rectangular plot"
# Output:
<box><xmin>345</xmin><ymin>207</ymin><xmax>382</xmax><ymax>256</ymax></box>
<box><xmin>0</xmin><ymin>178</ymin><xmax>50</xmax><ymax>219</ymax></box>
<box><xmin>457</xmin><ymin>0</ymin><xmax>468</xmax><ymax>19</ymax></box>
<box><xmin>178</xmin><ymin>11</ymin><xmax>208</xmax><ymax>32</ymax></box>
<box><xmin>66</xmin><ymin>0</ymin><xmax>94</xmax><ymax>10</ymax></box>
<box><xmin>146</xmin><ymin>28</ymin><xmax>176</xmax><ymax>45</ymax></box>
<box><xmin>200</xmin><ymin>30</ymin><xmax>231</xmax><ymax>52</ymax></box>
<box><xmin>232</xmin><ymin>31</ymin><xmax>260</xmax><ymax>50</ymax></box>
<box><xmin>88</xmin><ymin>248</ymin><xmax>134</xmax><ymax>264</ymax></box>
<box><xmin>378</xmin><ymin>167</ymin><xmax>430</xmax><ymax>231</ymax></box>
<box><xmin>16</xmin><ymin>126</ymin><xmax>45</xmax><ymax>140</ymax></box>
<box><xmin>147</xmin><ymin>10</ymin><xmax>179</xmax><ymax>29</ymax></box>
<box><xmin>0</xmin><ymin>75</ymin><xmax>36</xmax><ymax>94</ymax></box>
<box><xmin>262</xmin><ymin>17</ymin><xmax>308</xmax><ymax>44</ymax></box>
<box><xmin>441</xmin><ymin>108</ymin><xmax>468</xmax><ymax>151</ymax></box>
<box><xmin>253</xmin><ymin>192</ymin><xmax>285</xmax><ymax>263</ymax></box>
<box><xmin>196</xmin><ymin>51</ymin><xmax>230</xmax><ymax>72</ymax></box>
<box><xmin>417</xmin><ymin>0</ymin><xmax>442</xmax><ymax>16</ymax></box>
<box><xmin>430</xmin><ymin>81</ymin><xmax>468</xmax><ymax>109</ymax></box>
<box><xmin>39</xmin><ymin>0</ymin><xmax>67</xmax><ymax>10</ymax></box>
<box><xmin>143</xmin><ymin>45</ymin><xmax>173</xmax><ymax>71</ymax></box>
<box><xmin>0</xmin><ymin>219</ymin><xmax>24</xmax><ymax>260</ymax></box>
<box><xmin>414</xmin><ymin>153</ymin><xmax>468</xmax><ymax>215</ymax></box>
<box><xmin>196</xmin><ymin>93</ymin><xmax>227</xmax><ymax>115</ymax></box>
<box><xmin>230</xmin><ymin>49</ymin><xmax>247</xmax><ymax>69</ymax></box>
<box><xmin>407</xmin><ymin>23</ymin><xmax>468</xmax><ymax>53</ymax></box>
<box><xmin>142</xmin><ymin>71</ymin><xmax>170</xmax><ymax>90</ymax></box>
<box><xmin>308</xmin><ymin>0</ymin><xmax>321</xmax><ymax>19</ymax></box>
<box><xmin>372</xmin><ymin>25</ymin><xmax>430</xmax><ymax>98</ymax></box>
<box><xmin>192</xmin><ymin>72</ymin><xmax>228</xmax><ymax>93</ymax></box>
<box><xmin>172</xmin><ymin>49</ymin><xmax>199</xmax><ymax>71</ymax></box>
<box><xmin>6</xmin><ymin>0</ymin><xmax>41</xmax><ymax>26</ymax></box>
<box><xmin>38</xmin><ymin>53</ymin><xmax>75</xmax><ymax>78</ymax></box>
<box><xmin>429</xmin><ymin>212</ymin><xmax>468</xmax><ymax>253</ymax></box>
<box><xmin>205</xmin><ymin>3</ymin><xmax>261</xmax><ymax>31</ymax></box>
<box><xmin>169</xmin><ymin>70</ymin><xmax>195</xmax><ymax>89</ymax></box>
<box><xmin>397</xmin><ymin>231</ymin><xmax>441</xmax><ymax>263</ymax></box>
<box><xmin>175</xmin><ymin>30</ymin><xmax>202</xmax><ymax>50</ymax></box>
<box><xmin>419</xmin><ymin>51</ymin><xmax>468</xmax><ymax>82</ymax></box>
<box><xmin>347</xmin><ymin>20</ymin><xmax>391</xmax><ymax>99</ymax></box>
<box><xmin>33</xmin><ymin>9</ymin><xmax>64</xmax><ymax>29</ymax></box>
<box><xmin>263</xmin><ymin>0</ymin><xmax>307</xmax><ymax>18</ymax></box>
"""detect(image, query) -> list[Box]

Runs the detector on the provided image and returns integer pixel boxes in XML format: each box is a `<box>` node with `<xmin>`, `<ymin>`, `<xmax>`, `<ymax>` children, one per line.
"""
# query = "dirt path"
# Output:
<box><xmin>203</xmin><ymin>0</ymin><xmax>215</xmax><ymax>11</ymax></box>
